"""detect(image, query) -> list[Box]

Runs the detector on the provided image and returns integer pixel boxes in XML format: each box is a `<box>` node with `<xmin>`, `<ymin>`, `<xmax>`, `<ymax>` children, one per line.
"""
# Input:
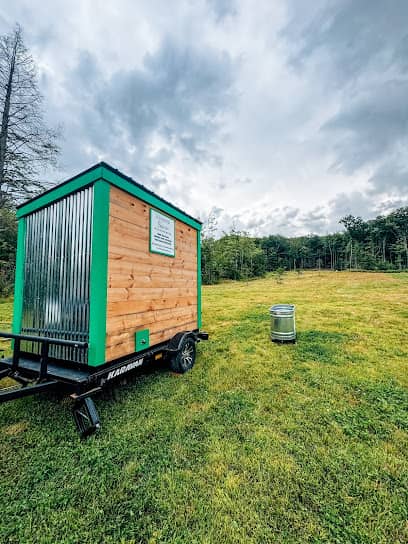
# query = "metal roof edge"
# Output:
<box><xmin>16</xmin><ymin>165</ymin><xmax>103</xmax><ymax>218</ymax></box>
<box><xmin>99</xmin><ymin>162</ymin><xmax>202</xmax><ymax>229</ymax></box>
<box><xmin>16</xmin><ymin>162</ymin><xmax>202</xmax><ymax>229</ymax></box>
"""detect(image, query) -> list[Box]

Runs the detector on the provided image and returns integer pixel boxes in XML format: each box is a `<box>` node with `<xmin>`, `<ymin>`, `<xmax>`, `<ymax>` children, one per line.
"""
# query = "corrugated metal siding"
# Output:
<box><xmin>21</xmin><ymin>187</ymin><xmax>93</xmax><ymax>364</ymax></box>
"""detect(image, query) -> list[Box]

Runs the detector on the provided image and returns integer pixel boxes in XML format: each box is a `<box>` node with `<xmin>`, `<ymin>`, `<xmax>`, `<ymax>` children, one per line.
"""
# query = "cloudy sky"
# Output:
<box><xmin>1</xmin><ymin>0</ymin><xmax>407</xmax><ymax>236</ymax></box>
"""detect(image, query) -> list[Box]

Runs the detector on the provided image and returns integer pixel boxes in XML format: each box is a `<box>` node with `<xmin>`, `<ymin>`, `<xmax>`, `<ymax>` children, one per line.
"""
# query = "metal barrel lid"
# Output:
<box><xmin>269</xmin><ymin>304</ymin><xmax>295</xmax><ymax>315</ymax></box>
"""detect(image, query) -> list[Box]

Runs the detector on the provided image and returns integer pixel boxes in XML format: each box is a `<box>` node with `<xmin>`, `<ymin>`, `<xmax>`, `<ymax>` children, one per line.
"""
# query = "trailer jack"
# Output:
<box><xmin>72</xmin><ymin>397</ymin><xmax>101</xmax><ymax>439</ymax></box>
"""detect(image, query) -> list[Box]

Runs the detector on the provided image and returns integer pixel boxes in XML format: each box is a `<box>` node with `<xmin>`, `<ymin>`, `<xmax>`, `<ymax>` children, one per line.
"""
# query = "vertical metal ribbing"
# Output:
<box><xmin>32</xmin><ymin>209</ymin><xmax>40</xmax><ymax>354</ymax></box>
<box><xmin>53</xmin><ymin>200</ymin><xmax>61</xmax><ymax>360</ymax></box>
<box><xmin>71</xmin><ymin>191</ymin><xmax>78</xmax><ymax>362</ymax></box>
<box><xmin>66</xmin><ymin>194</ymin><xmax>73</xmax><ymax>362</ymax></box>
<box><xmin>60</xmin><ymin>197</ymin><xmax>68</xmax><ymax>361</ymax></box>
<box><xmin>67</xmin><ymin>194</ymin><xmax>73</xmax><ymax>362</ymax></box>
<box><xmin>85</xmin><ymin>187</ymin><xmax>93</xmax><ymax>360</ymax></box>
<box><xmin>78</xmin><ymin>190</ymin><xmax>84</xmax><ymax>362</ymax></box>
<box><xmin>26</xmin><ymin>212</ymin><xmax>33</xmax><ymax>354</ymax></box>
<box><xmin>50</xmin><ymin>201</ymin><xmax>61</xmax><ymax>361</ymax></box>
<box><xmin>23</xmin><ymin>214</ymin><xmax>32</xmax><ymax>353</ymax></box>
<box><xmin>38</xmin><ymin>206</ymin><xmax>44</xmax><ymax>344</ymax></box>
<box><xmin>41</xmin><ymin>206</ymin><xmax>46</xmax><ymax>331</ymax></box>
<box><xmin>72</xmin><ymin>190</ymin><xmax>78</xmax><ymax>360</ymax></box>
<box><xmin>33</xmin><ymin>209</ymin><xmax>40</xmax><ymax>353</ymax></box>
<box><xmin>45</xmin><ymin>205</ymin><xmax>52</xmax><ymax>339</ymax></box>
<box><xmin>79</xmin><ymin>189</ymin><xmax>86</xmax><ymax>364</ymax></box>
<box><xmin>21</xmin><ymin>186</ymin><xmax>94</xmax><ymax>364</ymax></box>
<box><xmin>65</xmin><ymin>194</ymin><xmax>72</xmax><ymax>359</ymax></box>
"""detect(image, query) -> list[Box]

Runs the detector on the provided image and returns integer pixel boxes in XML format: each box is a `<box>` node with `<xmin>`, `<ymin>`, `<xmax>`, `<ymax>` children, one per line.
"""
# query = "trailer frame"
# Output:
<box><xmin>0</xmin><ymin>329</ymin><xmax>208</xmax><ymax>437</ymax></box>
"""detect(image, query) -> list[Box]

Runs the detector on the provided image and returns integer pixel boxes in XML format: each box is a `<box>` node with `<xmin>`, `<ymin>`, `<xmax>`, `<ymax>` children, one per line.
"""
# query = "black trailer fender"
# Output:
<box><xmin>166</xmin><ymin>331</ymin><xmax>198</xmax><ymax>353</ymax></box>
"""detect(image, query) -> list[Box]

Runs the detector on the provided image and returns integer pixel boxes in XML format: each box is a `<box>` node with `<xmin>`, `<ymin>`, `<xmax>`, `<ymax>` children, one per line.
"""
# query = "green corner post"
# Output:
<box><xmin>11</xmin><ymin>217</ymin><xmax>26</xmax><ymax>335</ymax></box>
<box><xmin>88</xmin><ymin>179</ymin><xmax>110</xmax><ymax>366</ymax></box>
<box><xmin>197</xmin><ymin>228</ymin><xmax>202</xmax><ymax>329</ymax></box>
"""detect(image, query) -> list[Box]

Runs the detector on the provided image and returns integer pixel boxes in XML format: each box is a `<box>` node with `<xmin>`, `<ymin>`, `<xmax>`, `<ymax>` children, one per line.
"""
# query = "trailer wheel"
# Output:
<box><xmin>170</xmin><ymin>337</ymin><xmax>196</xmax><ymax>373</ymax></box>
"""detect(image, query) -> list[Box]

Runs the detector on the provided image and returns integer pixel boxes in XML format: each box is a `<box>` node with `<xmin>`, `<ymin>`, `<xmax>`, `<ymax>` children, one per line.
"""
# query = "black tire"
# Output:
<box><xmin>170</xmin><ymin>337</ymin><xmax>196</xmax><ymax>373</ymax></box>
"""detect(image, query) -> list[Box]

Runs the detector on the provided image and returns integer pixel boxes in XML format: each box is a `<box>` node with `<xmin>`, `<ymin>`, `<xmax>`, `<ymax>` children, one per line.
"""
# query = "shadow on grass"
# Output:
<box><xmin>294</xmin><ymin>330</ymin><xmax>359</xmax><ymax>365</ymax></box>
<box><xmin>332</xmin><ymin>379</ymin><xmax>408</xmax><ymax>442</ymax></box>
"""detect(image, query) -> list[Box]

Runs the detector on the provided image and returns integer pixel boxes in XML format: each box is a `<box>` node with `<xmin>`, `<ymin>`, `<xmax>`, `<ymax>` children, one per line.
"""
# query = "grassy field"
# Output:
<box><xmin>0</xmin><ymin>271</ymin><xmax>407</xmax><ymax>543</ymax></box>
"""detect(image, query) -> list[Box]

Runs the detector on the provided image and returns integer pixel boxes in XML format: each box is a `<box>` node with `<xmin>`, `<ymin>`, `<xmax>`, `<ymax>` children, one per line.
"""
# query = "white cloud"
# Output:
<box><xmin>1</xmin><ymin>0</ymin><xmax>407</xmax><ymax>235</ymax></box>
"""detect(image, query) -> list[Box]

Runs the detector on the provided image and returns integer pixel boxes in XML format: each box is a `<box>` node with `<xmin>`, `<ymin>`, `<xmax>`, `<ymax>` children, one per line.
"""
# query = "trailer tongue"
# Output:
<box><xmin>0</xmin><ymin>331</ymin><xmax>96</xmax><ymax>436</ymax></box>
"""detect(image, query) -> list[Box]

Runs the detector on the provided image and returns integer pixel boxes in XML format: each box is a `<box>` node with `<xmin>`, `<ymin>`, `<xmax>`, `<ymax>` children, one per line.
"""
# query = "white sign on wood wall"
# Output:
<box><xmin>150</xmin><ymin>209</ymin><xmax>175</xmax><ymax>257</ymax></box>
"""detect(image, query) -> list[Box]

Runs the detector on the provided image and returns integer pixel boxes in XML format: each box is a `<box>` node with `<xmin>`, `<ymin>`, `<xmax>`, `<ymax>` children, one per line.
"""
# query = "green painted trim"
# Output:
<box><xmin>101</xmin><ymin>166</ymin><xmax>201</xmax><ymax>230</ymax></box>
<box><xmin>12</xmin><ymin>218</ymin><xmax>26</xmax><ymax>334</ymax></box>
<box><xmin>88</xmin><ymin>180</ymin><xmax>110</xmax><ymax>366</ymax></box>
<box><xmin>16</xmin><ymin>167</ymin><xmax>103</xmax><ymax>218</ymax></box>
<box><xmin>197</xmin><ymin>229</ymin><xmax>202</xmax><ymax>329</ymax></box>
<box><xmin>135</xmin><ymin>329</ymin><xmax>150</xmax><ymax>352</ymax></box>
<box><xmin>149</xmin><ymin>208</ymin><xmax>176</xmax><ymax>258</ymax></box>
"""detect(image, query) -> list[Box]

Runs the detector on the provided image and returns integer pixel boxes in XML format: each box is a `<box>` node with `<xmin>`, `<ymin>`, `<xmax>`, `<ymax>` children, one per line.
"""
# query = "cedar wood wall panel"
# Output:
<box><xmin>106</xmin><ymin>186</ymin><xmax>198</xmax><ymax>361</ymax></box>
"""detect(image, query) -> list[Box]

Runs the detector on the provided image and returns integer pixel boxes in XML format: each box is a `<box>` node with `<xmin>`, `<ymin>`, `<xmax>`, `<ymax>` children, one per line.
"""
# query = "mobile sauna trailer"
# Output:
<box><xmin>0</xmin><ymin>162</ymin><xmax>208</xmax><ymax>436</ymax></box>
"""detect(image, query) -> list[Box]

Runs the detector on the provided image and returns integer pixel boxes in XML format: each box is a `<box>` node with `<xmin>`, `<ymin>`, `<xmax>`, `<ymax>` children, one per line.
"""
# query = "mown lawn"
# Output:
<box><xmin>0</xmin><ymin>297</ymin><xmax>12</xmax><ymax>359</ymax></box>
<box><xmin>0</xmin><ymin>271</ymin><xmax>407</xmax><ymax>543</ymax></box>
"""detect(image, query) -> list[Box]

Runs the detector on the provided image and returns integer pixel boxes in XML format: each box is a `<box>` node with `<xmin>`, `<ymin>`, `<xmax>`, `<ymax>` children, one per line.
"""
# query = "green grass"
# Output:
<box><xmin>0</xmin><ymin>296</ymin><xmax>12</xmax><ymax>358</ymax></box>
<box><xmin>0</xmin><ymin>271</ymin><xmax>407</xmax><ymax>543</ymax></box>
<box><xmin>0</xmin><ymin>296</ymin><xmax>12</xmax><ymax>326</ymax></box>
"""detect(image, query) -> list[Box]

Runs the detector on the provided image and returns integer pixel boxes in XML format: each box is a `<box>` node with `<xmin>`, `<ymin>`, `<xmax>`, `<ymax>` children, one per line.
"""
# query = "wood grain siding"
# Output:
<box><xmin>106</xmin><ymin>186</ymin><xmax>198</xmax><ymax>361</ymax></box>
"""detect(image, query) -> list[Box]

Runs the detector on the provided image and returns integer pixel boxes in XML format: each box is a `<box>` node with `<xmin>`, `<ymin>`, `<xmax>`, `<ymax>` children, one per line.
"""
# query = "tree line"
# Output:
<box><xmin>2</xmin><ymin>200</ymin><xmax>407</xmax><ymax>294</ymax></box>
<box><xmin>201</xmin><ymin>207</ymin><xmax>408</xmax><ymax>284</ymax></box>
